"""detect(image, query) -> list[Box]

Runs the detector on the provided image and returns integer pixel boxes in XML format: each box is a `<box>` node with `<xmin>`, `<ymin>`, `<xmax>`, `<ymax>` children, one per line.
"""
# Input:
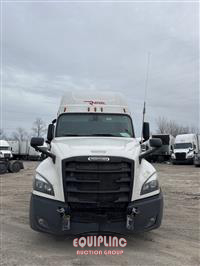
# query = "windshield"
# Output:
<box><xmin>174</xmin><ymin>143</ymin><xmax>192</xmax><ymax>149</ymax></box>
<box><xmin>56</xmin><ymin>114</ymin><xmax>134</xmax><ymax>138</ymax></box>
<box><xmin>0</xmin><ymin>146</ymin><xmax>10</xmax><ymax>150</ymax></box>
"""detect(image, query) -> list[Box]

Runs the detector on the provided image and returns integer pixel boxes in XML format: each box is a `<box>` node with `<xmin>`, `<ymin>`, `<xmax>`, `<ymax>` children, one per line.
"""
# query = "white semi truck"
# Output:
<box><xmin>0</xmin><ymin>140</ymin><xmax>13</xmax><ymax>160</ymax></box>
<box><xmin>0</xmin><ymin>140</ymin><xmax>23</xmax><ymax>174</ymax></box>
<box><xmin>171</xmin><ymin>134</ymin><xmax>199</xmax><ymax>164</ymax></box>
<box><xmin>30</xmin><ymin>91</ymin><xmax>163</xmax><ymax>235</ymax></box>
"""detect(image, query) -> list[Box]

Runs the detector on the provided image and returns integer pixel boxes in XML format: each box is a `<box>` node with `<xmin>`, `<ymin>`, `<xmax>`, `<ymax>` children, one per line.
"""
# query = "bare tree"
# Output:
<box><xmin>0</xmin><ymin>128</ymin><xmax>7</xmax><ymax>139</ymax></box>
<box><xmin>32</xmin><ymin>118</ymin><xmax>47</xmax><ymax>137</ymax></box>
<box><xmin>155</xmin><ymin>116</ymin><xmax>199</xmax><ymax>137</ymax></box>
<box><xmin>12</xmin><ymin>127</ymin><xmax>28</xmax><ymax>141</ymax></box>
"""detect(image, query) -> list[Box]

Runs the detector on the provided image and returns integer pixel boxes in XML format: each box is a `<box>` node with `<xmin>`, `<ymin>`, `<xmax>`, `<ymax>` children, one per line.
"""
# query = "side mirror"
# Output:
<box><xmin>150</xmin><ymin>138</ymin><xmax>162</xmax><ymax>148</ymax></box>
<box><xmin>47</xmin><ymin>124</ymin><xmax>55</xmax><ymax>142</ymax></box>
<box><xmin>139</xmin><ymin>137</ymin><xmax>162</xmax><ymax>163</ymax></box>
<box><xmin>143</xmin><ymin>122</ymin><xmax>150</xmax><ymax>141</ymax></box>
<box><xmin>31</xmin><ymin>137</ymin><xmax>44</xmax><ymax>147</ymax></box>
<box><xmin>31</xmin><ymin>136</ymin><xmax>56</xmax><ymax>163</ymax></box>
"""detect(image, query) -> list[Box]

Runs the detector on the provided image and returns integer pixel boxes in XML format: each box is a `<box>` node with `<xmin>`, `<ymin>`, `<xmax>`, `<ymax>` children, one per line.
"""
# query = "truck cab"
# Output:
<box><xmin>171</xmin><ymin>134</ymin><xmax>198</xmax><ymax>164</ymax></box>
<box><xmin>0</xmin><ymin>140</ymin><xmax>13</xmax><ymax>160</ymax></box>
<box><xmin>30</xmin><ymin>91</ymin><xmax>163</xmax><ymax>235</ymax></box>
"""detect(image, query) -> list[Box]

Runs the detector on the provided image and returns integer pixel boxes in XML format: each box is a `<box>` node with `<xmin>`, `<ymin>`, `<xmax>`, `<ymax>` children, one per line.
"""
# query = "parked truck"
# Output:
<box><xmin>171</xmin><ymin>134</ymin><xmax>199</xmax><ymax>164</ymax></box>
<box><xmin>0</xmin><ymin>140</ymin><xmax>23</xmax><ymax>174</ymax></box>
<box><xmin>30</xmin><ymin>91</ymin><xmax>163</xmax><ymax>235</ymax></box>
<box><xmin>194</xmin><ymin>135</ymin><xmax>200</xmax><ymax>167</ymax></box>
<box><xmin>0</xmin><ymin>140</ymin><xmax>13</xmax><ymax>160</ymax></box>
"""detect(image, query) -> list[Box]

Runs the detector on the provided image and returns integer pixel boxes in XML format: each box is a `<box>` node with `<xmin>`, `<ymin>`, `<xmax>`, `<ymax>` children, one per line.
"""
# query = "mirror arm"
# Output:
<box><xmin>139</xmin><ymin>147</ymin><xmax>158</xmax><ymax>163</ymax></box>
<box><xmin>33</xmin><ymin>146</ymin><xmax>56</xmax><ymax>163</ymax></box>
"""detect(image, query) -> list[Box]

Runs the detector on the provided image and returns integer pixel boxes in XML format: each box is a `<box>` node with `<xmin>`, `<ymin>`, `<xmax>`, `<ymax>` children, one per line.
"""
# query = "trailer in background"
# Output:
<box><xmin>8</xmin><ymin>140</ymin><xmax>41</xmax><ymax>160</ymax></box>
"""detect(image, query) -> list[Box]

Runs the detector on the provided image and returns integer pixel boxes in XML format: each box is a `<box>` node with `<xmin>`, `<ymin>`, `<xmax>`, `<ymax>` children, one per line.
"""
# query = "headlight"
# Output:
<box><xmin>187</xmin><ymin>151</ymin><xmax>194</xmax><ymax>158</ymax></box>
<box><xmin>33</xmin><ymin>173</ymin><xmax>54</xmax><ymax>196</ymax></box>
<box><xmin>171</xmin><ymin>153</ymin><xmax>175</xmax><ymax>158</ymax></box>
<box><xmin>141</xmin><ymin>173</ymin><xmax>159</xmax><ymax>195</ymax></box>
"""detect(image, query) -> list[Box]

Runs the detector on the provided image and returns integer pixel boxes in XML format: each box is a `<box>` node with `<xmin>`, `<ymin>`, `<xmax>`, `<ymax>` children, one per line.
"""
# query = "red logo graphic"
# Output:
<box><xmin>84</xmin><ymin>101</ymin><xmax>105</xmax><ymax>105</ymax></box>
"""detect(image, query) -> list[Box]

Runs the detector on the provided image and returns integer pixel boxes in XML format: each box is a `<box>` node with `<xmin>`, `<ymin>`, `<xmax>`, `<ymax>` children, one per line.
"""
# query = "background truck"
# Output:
<box><xmin>0</xmin><ymin>140</ymin><xmax>23</xmax><ymax>174</ymax></box>
<box><xmin>30</xmin><ymin>91</ymin><xmax>163</xmax><ymax>235</ymax></box>
<box><xmin>171</xmin><ymin>134</ymin><xmax>199</xmax><ymax>164</ymax></box>
<box><xmin>8</xmin><ymin>140</ymin><xmax>41</xmax><ymax>160</ymax></box>
<box><xmin>0</xmin><ymin>140</ymin><xmax>13</xmax><ymax>160</ymax></box>
<box><xmin>194</xmin><ymin>135</ymin><xmax>200</xmax><ymax>167</ymax></box>
<box><xmin>146</xmin><ymin>134</ymin><xmax>175</xmax><ymax>163</ymax></box>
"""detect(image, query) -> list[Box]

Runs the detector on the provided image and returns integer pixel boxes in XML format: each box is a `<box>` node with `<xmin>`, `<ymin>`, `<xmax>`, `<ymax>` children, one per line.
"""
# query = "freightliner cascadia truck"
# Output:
<box><xmin>171</xmin><ymin>134</ymin><xmax>199</xmax><ymax>164</ymax></box>
<box><xmin>30</xmin><ymin>91</ymin><xmax>163</xmax><ymax>235</ymax></box>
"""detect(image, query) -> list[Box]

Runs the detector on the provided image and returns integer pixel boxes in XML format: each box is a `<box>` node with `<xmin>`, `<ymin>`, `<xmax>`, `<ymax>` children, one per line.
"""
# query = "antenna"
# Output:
<box><xmin>141</xmin><ymin>52</ymin><xmax>151</xmax><ymax>143</ymax></box>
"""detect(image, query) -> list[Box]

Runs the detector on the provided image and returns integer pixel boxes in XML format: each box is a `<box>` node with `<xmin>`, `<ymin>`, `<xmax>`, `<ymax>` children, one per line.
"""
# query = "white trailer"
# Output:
<box><xmin>8</xmin><ymin>140</ymin><xmax>41</xmax><ymax>160</ymax></box>
<box><xmin>171</xmin><ymin>134</ymin><xmax>199</xmax><ymax>164</ymax></box>
<box><xmin>29</xmin><ymin>91</ymin><xmax>163</xmax><ymax>235</ymax></box>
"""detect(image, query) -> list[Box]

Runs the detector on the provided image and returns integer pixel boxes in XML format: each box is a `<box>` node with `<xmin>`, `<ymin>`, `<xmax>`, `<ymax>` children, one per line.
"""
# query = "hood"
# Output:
<box><xmin>51</xmin><ymin>137</ymin><xmax>140</xmax><ymax>160</ymax></box>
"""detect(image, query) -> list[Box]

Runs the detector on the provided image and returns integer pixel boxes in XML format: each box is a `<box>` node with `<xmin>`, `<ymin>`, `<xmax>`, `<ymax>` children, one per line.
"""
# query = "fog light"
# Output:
<box><xmin>145</xmin><ymin>217</ymin><xmax>156</xmax><ymax>228</ymax></box>
<box><xmin>37</xmin><ymin>217</ymin><xmax>49</xmax><ymax>229</ymax></box>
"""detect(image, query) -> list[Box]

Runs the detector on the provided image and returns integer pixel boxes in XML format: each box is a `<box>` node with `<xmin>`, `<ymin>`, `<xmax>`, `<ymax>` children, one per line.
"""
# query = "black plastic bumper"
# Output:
<box><xmin>172</xmin><ymin>158</ymin><xmax>193</xmax><ymax>164</ymax></box>
<box><xmin>30</xmin><ymin>192</ymin><xmax>163</xmax><ymax>235</ymax></box>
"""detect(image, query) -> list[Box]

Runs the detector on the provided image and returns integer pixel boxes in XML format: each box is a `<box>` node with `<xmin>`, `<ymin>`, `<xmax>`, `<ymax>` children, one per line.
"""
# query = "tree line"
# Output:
<box><xmin>155</xmin><ymin>117</ymin><xmax>199</xmax><ymax>136</ymax></box>
<box><xmin>0</xmin><ymin>118</ymin><xmax>47</xmax><ymax>141</ymax></box>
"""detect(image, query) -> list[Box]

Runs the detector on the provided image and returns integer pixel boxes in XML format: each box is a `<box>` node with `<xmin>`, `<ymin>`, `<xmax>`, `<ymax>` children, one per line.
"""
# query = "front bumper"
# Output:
<box><xmin>30</xmin><ymin>192</ymin><xmax>163</xmax><ymax>235</ymax></box>
<box><xmin>172</xmin><ymin>158</ymin><xmax>193</xmax><ymax>164</ymax></box>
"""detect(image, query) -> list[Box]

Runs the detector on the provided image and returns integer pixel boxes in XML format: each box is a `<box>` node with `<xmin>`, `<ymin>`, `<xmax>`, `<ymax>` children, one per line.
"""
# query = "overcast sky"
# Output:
<box><xmin>1</xmin><ymin>1</ymin><xmax>199</xmax><ymax>137</ymax></box>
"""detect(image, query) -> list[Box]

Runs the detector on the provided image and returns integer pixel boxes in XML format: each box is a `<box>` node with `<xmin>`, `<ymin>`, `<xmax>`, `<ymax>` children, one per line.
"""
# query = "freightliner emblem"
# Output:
<box><xmin>88</xmin><ymin>157</ymin><xmax>110</xmax><ymax>162</ymax></box>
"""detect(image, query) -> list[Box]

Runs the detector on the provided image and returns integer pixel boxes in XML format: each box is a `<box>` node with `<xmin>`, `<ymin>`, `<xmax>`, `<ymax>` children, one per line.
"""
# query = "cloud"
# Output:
<box><xmin>2</xmin><ymin>2</ymin><xmax>199</xmax><ymax>136</ymax></box>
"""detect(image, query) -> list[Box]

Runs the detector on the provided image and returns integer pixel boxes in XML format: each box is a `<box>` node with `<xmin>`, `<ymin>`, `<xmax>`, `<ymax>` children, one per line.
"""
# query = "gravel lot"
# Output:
<box><xmin>0</xmin><ymin>161</ymin><xmax>199</xmax><ymax>266</ymax></box>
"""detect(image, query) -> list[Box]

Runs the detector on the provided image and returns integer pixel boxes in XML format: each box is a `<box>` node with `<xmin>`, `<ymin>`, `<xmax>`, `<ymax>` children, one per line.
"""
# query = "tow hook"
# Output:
<box><xmin>57</xmin><ymin>207</ymin><xmax>71</xmax><ymax>231</ymax></box>
<box><xmin>126</xmin><ymin>207</ymin><xmax>139</xmax><ymax>230</ymax></box>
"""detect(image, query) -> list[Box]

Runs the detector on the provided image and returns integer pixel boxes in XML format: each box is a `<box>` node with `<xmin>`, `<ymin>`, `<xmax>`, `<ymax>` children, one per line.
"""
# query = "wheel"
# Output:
<box><xmin>8</xmin><ymin>161</ymin><xmax>21</xmax><ymax>173</ymax></box>
<box><xmin>0</xmin><ymin>161</ymin><xmax>8</xmax><ymax>174</ymax></box>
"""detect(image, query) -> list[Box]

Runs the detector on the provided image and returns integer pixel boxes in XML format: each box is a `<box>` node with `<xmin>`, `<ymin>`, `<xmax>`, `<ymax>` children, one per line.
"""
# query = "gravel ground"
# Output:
<box><xmin>0</xmin><ymin>161</ymin><xmax>199</xmax><ymax>266</ymax></box>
